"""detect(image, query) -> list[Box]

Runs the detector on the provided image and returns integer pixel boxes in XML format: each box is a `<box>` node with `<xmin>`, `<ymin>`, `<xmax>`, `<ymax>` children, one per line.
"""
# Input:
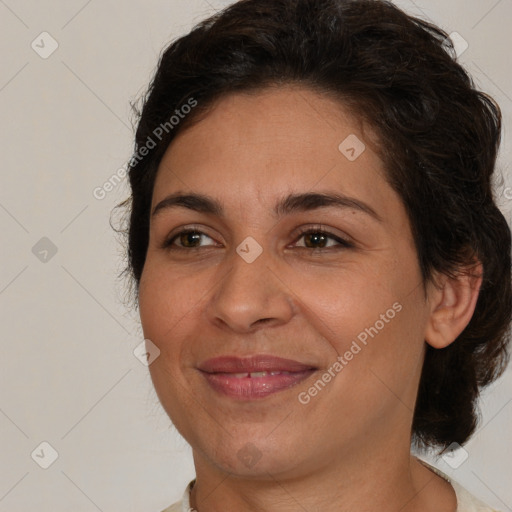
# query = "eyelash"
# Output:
<box><xmin>161</xmin><ymin>225</ymin><xmax>354</xmax><ymax>251</ymax></box>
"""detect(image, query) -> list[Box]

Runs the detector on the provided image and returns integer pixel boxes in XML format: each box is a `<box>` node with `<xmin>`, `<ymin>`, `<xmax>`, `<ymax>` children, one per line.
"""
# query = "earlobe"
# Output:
<box><xmin>424</xmin><ymin>262</ymin><xmax>483</xmax><ymax>349</ymax></box>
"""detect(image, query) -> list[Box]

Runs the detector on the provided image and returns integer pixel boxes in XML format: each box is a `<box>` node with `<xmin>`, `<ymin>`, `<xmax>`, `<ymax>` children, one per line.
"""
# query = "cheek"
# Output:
<box><xmin>138</xmin><ymin>272</ymin><xmax>167</xmax><ymax>342</ymax></box>
<box><xmin>290</xmin><ymin>264</ymin><xmax>404</xmax><ymax>345</ymax></box>
<box><xmin>138</xmin><ymin>268</ymin><xmax>188</xmax><ymax>403</ymax></box>
<box><xmin>138</xmin><ymin>261</ymin><xmax>205</xmax><ymax>341</ymax></box>
<box><xmin>327</xmin><ymin>288</ymin><xmax>427</xmax><ymax>418</ymax></box>
<box><xmin>295</xmin><ymin>258</ymin><xmax>427</xmax><ymax>395</ymax></box>
<box><xmin>138</xmin><ymin>262</ymin><xmax>213</xmax><ymax>396</ymax></box>
<box><xmin>138</xmin><ymin>267</ymin><xmax>199</xmax><ymax>421</ymax></box>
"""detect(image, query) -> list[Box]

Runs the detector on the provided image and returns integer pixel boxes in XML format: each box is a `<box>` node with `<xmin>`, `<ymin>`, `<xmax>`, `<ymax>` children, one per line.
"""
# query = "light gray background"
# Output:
<box><xmin>1</xmin><ymin>0</ymin><xmax>511</xmax><ymax>511</ymax></box>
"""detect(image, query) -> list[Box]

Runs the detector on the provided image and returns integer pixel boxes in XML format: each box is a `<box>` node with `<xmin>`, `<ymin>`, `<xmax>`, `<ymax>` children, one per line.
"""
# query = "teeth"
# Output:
<box><xmin>226</xmin><ymin>371</ymin><xmax>293</xmax><ymax>378</ymax></box>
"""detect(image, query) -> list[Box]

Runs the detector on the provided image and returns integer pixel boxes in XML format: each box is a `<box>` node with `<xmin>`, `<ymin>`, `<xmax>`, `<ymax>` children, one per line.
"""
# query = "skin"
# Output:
<box><xmin>138</xmin><ymin>85</ymin><xmax>482</xmax><ymax>512</ymax></box>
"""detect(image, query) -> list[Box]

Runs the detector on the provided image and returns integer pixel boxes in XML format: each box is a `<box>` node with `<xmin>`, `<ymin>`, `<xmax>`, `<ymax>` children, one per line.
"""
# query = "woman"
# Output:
<box><xmin>120</xmin><ymin>0</ymin><xmax>511</xmax><ymax>510</ymax></box>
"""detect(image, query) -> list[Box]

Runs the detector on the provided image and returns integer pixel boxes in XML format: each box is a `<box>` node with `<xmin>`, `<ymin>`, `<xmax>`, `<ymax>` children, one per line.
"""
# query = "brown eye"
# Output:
<box><xmin>294</xmin><ymin>228</ymin><xmax>353</xmax><ymax>250</ymax></box>
<box><xmin>303</xmin><ymin>232</ymin><xmax>330</xmax><ymax>249</ymax></box>
<box><xmin>163</xmin><ymin>230</ymin><xmax>216</xmax><ymax>249</ymax></box>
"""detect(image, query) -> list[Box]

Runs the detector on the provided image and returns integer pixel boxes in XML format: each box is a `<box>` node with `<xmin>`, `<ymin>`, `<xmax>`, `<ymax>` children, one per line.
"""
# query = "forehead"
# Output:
<box><xmin>152</xmin><ymin>86</ymin><xmax>394</xmax><ymax>219</ymax></box>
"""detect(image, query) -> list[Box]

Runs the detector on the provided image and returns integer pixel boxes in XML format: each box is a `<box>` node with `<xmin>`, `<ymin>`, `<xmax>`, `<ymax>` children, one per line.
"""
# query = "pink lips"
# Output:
<box><xmin>198</xmin><ymin>355</ymin><xmax>317</xmax><ymax>400</ymax></box>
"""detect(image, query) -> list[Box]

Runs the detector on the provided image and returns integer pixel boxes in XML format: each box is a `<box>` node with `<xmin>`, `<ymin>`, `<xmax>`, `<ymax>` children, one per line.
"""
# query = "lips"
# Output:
<box><xmin>198</xmin><ymin>355</ymin><xmax>317</xmax><ymax>399</ymax></box>
<box><xmin>199</xmin><ymin>355</ymin><xmax>315</xmax><ymax>373</ymax></box>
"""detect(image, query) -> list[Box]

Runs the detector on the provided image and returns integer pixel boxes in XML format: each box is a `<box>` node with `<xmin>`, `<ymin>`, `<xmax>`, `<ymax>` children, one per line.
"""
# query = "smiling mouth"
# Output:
<box><xmin>198</xmin><ymin>355</ymin><xmax>318</xmax><ymax>400</ymax></box>
<box><xmin>217</xmin><ymin>370</ymin><xmax>297</xmax><ymax>377</ymax></box>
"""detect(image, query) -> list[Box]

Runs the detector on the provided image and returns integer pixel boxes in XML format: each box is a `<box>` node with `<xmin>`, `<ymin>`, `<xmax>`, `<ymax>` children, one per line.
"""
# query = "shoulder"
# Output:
<box><xmin>450</xmin><ymin>479</ymin><xmax>501</xmax><ymax>512</ymax></box>
<box><xmin>160</xmin><ymin>471</ymin><xmax>502</xmax><ymax>512</ymax></box>
<box><xmin>418</xmin><ymin>458</ymin><xmax>501</xmax><ymax>512</ymax></box>
<box><xmin>160</xmin><ymin>502</ymin><xmax>183</xmax><ymax>512</ymax></box>
<box><xmin>159</xmin><ymin>479</ymin><xmax>195</xmax><ymax>512</ymax></box>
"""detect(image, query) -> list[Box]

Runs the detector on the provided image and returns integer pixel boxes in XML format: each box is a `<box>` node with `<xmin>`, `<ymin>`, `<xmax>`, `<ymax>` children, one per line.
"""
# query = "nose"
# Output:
<box><xmin>206</xmin><ymin>245</ymin><xmax>296</xmax><ymax>333</ymax></box>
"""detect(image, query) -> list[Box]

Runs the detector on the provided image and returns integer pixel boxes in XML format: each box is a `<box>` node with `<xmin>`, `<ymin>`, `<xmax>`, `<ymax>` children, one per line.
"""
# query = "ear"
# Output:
<box><xmin>424</xmin><ymin>261</ymin><xmax>483</xmax><ymax>349</ymax></box>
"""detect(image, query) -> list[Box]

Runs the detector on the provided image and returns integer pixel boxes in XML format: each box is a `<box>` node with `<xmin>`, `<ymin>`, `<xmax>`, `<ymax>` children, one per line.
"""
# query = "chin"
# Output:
<box><xmin>195</xmin><ymin>431</ymin><xmax>312</xmax><ymax>479</ymax></box>
<box><xmin>210</xmin><ymin>450</ymin><xmax>301</xmax><ymax>479</ymax></box>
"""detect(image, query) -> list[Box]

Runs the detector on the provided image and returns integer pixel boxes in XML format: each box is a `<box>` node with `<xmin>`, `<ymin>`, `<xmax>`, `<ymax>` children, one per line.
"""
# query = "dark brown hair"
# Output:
<box><xmin>119</xmin><ymin>0</ymin><xmax>512</xmax><ymax>452</ymax></box>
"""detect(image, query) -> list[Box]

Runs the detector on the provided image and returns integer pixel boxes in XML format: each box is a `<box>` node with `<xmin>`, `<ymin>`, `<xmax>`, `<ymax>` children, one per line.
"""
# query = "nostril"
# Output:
<box><xmin>252</xmin><ymin>318</ymin><xmax>273</xmax><ymax>327</ymax></box>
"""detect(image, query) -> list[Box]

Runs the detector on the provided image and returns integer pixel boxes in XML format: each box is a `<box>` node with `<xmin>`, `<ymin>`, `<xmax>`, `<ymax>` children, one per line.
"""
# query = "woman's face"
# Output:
<box><xmin>138</xmin><ymin>86</ymin><xmax>435</xmax><ymax>478</ymax></box>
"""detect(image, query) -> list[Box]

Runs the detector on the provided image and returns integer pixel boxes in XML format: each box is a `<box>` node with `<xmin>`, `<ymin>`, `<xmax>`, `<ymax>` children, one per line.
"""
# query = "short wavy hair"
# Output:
<box><xmin>120</xmin><ymin>0</ymin><xmax>512</xmax><ymax>452</ymax></box>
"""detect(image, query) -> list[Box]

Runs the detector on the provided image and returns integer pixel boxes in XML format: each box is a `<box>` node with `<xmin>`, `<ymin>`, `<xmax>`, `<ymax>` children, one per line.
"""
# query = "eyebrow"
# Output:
<box><xmin>151</xmin><ymin>191</ymin><xmax>382</xmax><ymax>222</ymax></box>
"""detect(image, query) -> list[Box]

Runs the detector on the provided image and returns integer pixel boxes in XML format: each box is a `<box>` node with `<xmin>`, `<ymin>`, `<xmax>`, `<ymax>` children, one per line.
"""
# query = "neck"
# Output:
<box><xmin>189</xmin><ymin>440</ymin><xmax>455</xmax><ymax>512</ymax></box>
